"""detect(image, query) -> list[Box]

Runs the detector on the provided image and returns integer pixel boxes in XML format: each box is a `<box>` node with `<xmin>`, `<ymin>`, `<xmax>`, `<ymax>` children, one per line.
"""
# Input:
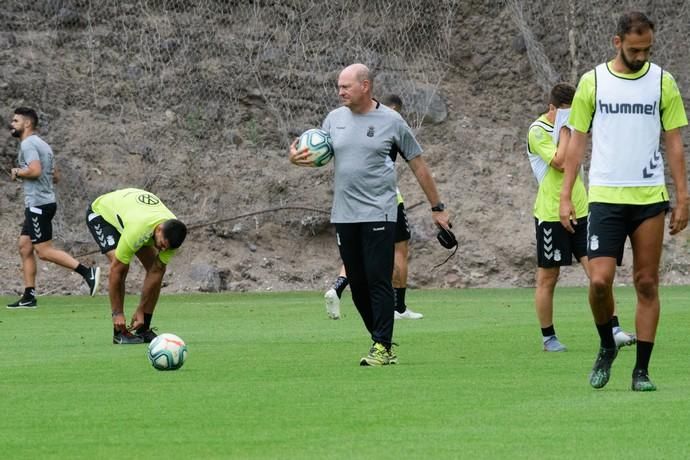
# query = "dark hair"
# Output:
<box><xmin>162</xmin><ymin>219</ymin><xmax>187</xmax><ymax>249</ymax></box>
<box><xmin>549</xmin><ymin>83</ymin><xmax>576</xmax><ymax>107</ymax></box>
<box><xmin>616</xmin><ymin>11</ymin><xmax>655</xmax><ymax>38</ymax></box>
<box><xmin>14</xmin><ymin>107</ymin><xmax>38</xmax><ymax>128</ymax></box>
<box><xmin>381</xmin><ymin>94</ymin><xmax>403</xmax><ymax>109</ymax></box>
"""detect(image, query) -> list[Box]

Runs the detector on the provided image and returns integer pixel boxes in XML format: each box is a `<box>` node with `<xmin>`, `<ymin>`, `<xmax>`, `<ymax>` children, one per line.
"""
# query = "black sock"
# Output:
<box><xmin>113</xmin><ymin>327</ymin><xmax>119</xmax><ymax>336</ymax></box>
<box><xmin>333</xmin><ymin>276</ymin><xmax>348</xmax><ymax>298</ymax></box>
<box><xmin>24</xmin><ymin>287</ymin><xmax>36</xmax><ymax>299</ymax></box>
<box><xmin>144</xmin><ymin>313</ymin><xmax>153</xmax><ymax>329</ymax></box>
<box><xmin>74</xmin><ymin>264</ymin><xmax>90</xmax><ymax>279</ymax></box>
<box><xmin>394</xmin><ymin>287</ymin><xmax>407</xmax><ymax>313</ymax></box>
<box><xmin>634</xmin><ymin>340</ymin><xmax>654</xmax><ymax>372</ymax></box>
<box><xmin>596</xmin><ymin>319</ymin><xmax>615</xmax><ymax>349</ymax></box>
<box><xmin>541</xmin><ymin>325</ymin><xmax>556</xmax><ymax>337</ymax></box>
<box><xmin>611</xmin><ymin>315</ymin><xmax>620</xmax><ymax>329</ymax></box>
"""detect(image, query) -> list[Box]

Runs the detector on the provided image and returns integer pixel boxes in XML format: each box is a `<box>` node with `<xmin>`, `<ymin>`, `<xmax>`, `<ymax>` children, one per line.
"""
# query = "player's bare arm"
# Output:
<box><xmin>10</xmin><ymin>159</ymin><xmax>42</xmax><ymax>181</ymax></box>
<box><xmin>559</xmin><ymin>129</ymin><xmax>587</xmax><ymax>233</ymax></box>
<box><xmin>108</xmin><ymin>258</ymin><xmax>129</xmax><ymax>330</ymax></box>
<box><xmin>548</xmin><ymin>127</ymin><xmax>571</xmax><ymax>171</ymax></box>
<box><xmin>407</xmin><ymin>156</ymin><xmax>451</xmax><ymax>230</ymax></box>
<box><xmin>664</xmin><ymin>128</ymin><xmax>689</xmax><ymax>235</ymax></box>
<box><xmin>130</xmin><ymin>257</ymin><xmax>167</xmax><ymax>331</ymax></box>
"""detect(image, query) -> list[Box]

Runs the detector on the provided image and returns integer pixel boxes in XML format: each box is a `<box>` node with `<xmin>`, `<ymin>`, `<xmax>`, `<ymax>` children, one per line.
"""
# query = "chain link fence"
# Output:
<box><xmin>507</xmin><ymin>0</ymin><xmax>690</xmax><ymax>94</ymax></box>
<box><xmin>1</xmin><ymin>0</ymin><xmax>459</xmax><ymax>244</ymax></box>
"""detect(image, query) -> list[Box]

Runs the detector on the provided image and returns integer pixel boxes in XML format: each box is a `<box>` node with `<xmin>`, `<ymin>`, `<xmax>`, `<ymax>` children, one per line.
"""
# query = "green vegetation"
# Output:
<box><xmin>1</xmin><ymin>287</ymin><xmax>688</xmax><ymax>459</ymax></box>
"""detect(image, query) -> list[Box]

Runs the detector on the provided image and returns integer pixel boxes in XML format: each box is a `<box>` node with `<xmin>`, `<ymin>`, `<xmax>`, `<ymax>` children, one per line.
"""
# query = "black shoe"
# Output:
<box><xmin>86</xmin><ymin>266</ymin><xmax>101</xmax><ymax>296</ymax></box>
<box><xmin>136</xmin><ymin>327</ymin><xmax>158</xmax><ymax>343</ymax></box>
<box><xmin>7</xmin><ymin>297</ymin><xmax>37</xmax><ymax>309</ymax></box>
<box><xmin>113</xmin><ymin>331</ymin><xmax>145</xmax><ymax>344</ymax></box>
<box><xmin>631</xmin><ymin>368</ymin><xmax>657</xmax><ymax>391</ymax></box>
<box><xmin>589</xmin><ymin>347</ymin><xmax>618</xmax><ymax>389</ymax></box>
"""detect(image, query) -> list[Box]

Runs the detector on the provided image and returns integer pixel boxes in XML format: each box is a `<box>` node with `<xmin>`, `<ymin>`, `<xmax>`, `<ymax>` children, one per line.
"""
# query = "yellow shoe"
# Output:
<box><xmin>359</xmin><ymin>343</ymin><xmax>396</xmax><ymax>366</ymax></box>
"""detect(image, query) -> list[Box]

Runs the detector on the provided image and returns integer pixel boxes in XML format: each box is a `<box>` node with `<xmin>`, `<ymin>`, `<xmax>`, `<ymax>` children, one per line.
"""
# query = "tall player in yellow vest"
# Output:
<box><xmin>560</xmin><ymin>12</ymin><xmax>688</xmax><ymax>391</ymax></box>
<box><xmin>528</xmin><ymin>83</ymin><xmax>636</xmax><ymax>352</ymax></box>
<box><xmin>86</xmin><ymin>188</ymin><xmax>187</xmax><ymax>344</ymax></box>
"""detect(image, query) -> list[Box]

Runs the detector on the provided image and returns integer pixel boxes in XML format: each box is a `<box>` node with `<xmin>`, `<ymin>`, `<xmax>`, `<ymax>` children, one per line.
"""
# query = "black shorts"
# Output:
<box><xmin>535</xmin><ymin>217</ymin><xmax>587</xmax><ymax>268</ymax></box>
<box><xmin>85</xmin><ymin>205</ymin><xmax>121</xmax><ymax>254</ymax></box>
<box><xmin>587</xmin><ymin>201</ymin><xmax>669</xmax><ymax>264</ymax></box>
<box><xmin>21</xmin><ymin>203</ymin><xmax>57</xmax><ymax>244</ymax></box>
<box><xmin>395</xmin><ymin>202</ymin><xmax>411</xmax><ymax>243</ymax></box>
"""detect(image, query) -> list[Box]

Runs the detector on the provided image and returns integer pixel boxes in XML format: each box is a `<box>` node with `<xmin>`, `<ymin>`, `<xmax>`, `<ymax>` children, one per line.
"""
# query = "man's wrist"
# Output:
<box><xmin>431</xmin><ymin>202</ymin><xmax>445</xmax><ymax>212</ymax></box>
<box><xmin>111</xmin><ymin>311</ymin><xmax>124</xmax><ymax>317</ymax></box>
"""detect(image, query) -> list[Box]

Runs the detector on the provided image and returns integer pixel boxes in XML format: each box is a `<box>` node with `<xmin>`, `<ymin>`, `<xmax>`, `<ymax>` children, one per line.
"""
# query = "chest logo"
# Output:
<box><xmin>367</xmin><ymin>126</ymin><xmax>375</xmax><ymax>137</ymax></box>
<box><xmin>137</xmin><ymin>193</ymin><xmax>160</xmax><ymax>206</ymax></box>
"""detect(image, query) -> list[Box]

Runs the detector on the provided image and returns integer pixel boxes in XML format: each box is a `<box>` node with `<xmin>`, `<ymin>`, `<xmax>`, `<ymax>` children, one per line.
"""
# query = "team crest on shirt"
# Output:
<box><xmin>367</xmin><ymin>126</ymin><xmax>375</xmax><ymax>137</ymax></box>
<box><xmin>137</xmin><ymin>193</ymin><xmax>160</xmax><ymax>206</ymax></box>
<box><xmin>590</xmin><ymin>235</ymin><xmax>599</xmax><ymax>251</ymax></box>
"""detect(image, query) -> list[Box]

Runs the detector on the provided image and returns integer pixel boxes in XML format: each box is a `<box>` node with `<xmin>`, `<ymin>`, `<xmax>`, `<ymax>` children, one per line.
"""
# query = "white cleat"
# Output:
<box><xmin>324</xmin><ymin>288</ymin><xmax>340</xmax><ymax>319</ymax></box>
<box><xmin>394</xmin><ymin>309</ymin><xmax>423</xmax><ymax>320</ymax></box>
<box><xmin>614</xmin><ymin>330</ymin><xmax>637</xmax><ymax>349</ymax></box>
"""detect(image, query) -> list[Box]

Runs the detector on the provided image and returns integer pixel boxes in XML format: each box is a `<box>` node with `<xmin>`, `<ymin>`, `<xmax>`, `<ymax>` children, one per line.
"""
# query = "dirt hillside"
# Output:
<box><xmin>1</xmin><ymin>1</ymin><xmax>688</xmax><ymax>297</ymax></box>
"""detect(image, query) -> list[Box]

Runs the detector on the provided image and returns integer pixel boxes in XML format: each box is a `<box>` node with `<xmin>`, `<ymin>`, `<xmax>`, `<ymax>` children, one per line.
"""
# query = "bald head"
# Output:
<box><xmin>338</xmin><ymin>63</ymin><xmax>374</xmax><ymax>113</ymax></box>
<box><xmin>341</xmin><ymin>63</ymin><xmax>371</xmax><ymax>84</ymax></box>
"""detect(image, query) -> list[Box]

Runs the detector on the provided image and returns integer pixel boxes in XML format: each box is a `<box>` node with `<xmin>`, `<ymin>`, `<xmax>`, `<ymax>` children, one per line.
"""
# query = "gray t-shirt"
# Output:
<box><xmin>17</xmin><ymin>134</ymin><xmax>55</xmax><ymax>207</ymax></box>
<box><xmin>323</xmin><ymin>102</ymin><xmax>422</xmax><ymax>223</ymax></box>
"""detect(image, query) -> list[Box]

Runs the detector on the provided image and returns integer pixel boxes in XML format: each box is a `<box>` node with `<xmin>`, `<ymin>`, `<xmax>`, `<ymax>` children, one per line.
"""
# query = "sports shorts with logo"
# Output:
<box><xmin>587</xmin><ymin>201</ymin><xmax>669</xmax><ymax>264</ymax></box>
<box><xmin>534</xmin><ymin>217</ymin><xmax>587</xmax><ymax>268</ymax></box>
<box><xmin>21</xmin><ymin>202</ymin><xmax>57</xmax><ymax>243</ymax></box>
<box><xmin>85</xmin><ymin>205</ymin><xmax>121</xmax><ymax>254</ymax></box>
<box><xmin>395</xmin><ymin>202</ymin><xmax>411</xmax><ymax>243</ymax></box>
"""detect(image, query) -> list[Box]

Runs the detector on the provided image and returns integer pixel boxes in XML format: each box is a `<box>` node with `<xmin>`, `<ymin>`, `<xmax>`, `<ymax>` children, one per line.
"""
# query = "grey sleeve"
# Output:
<box><xmin>396</xmin><ymin>119</ymin><xmax>423</xmax><ymax>161</ymax></box>
<box><xmin>21</xmin><ymin>142</ymin><xmax>40</xmax><ymax>164</ymax></box>
<box><xmin>321</xmin><ymin>115</ymin><xmax>331</xmax><ymax>132</ymax></box>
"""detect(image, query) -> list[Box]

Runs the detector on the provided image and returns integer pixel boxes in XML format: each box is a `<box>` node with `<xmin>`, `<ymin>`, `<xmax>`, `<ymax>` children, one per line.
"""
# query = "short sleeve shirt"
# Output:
<box><xmin>18</xmin><ymin>135</ymin><xmax>55</xmax><ymax>207</ymax></box>
<box><xmin>322</xmin><ymin>102</ymin><xmax>422</xmax><ymax>223</ymax></box>
<box><xmin>91</xmin><ymin>188</ymin><xmax>178</xmax><ymax>265</ymax></box>
<box><xmin>528</xmin><ymin>115</ymin><xmax>588</xmax><ymax>221</ymax></box>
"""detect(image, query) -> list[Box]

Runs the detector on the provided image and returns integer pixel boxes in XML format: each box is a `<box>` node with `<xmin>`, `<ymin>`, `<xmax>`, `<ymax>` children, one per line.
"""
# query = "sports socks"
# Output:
<box><xmin>74</xmin><ymin>263</ymin><xmax>90</xmax><ymax>279</ymax></box>
<box><xmin>23</xmin><ymin>287</ymin><xmax>36</xmax><ymax>299</ymax></box>
<box><xmin>595</xmin><ymin>319</ymin><xmax>616</xmax><ymax>349</ymax></box>
<box><xmin>333</xmin><ymin>276</ymin><xmax>349</xmax><ymax>299</ymax></box>
<box><xmin>634</xmin><ymin>340</ymin><xmax>654</xmax><ymax>372</ymax></box>
<box><xmin>394</xmin><ymin>287</ymin><xmax>407</xmax><ymax>313</ymax></box>
<box><xmin>541</xmin><ymin>324</ymin><xmax>556</xmax><ymax>342</ymax></box>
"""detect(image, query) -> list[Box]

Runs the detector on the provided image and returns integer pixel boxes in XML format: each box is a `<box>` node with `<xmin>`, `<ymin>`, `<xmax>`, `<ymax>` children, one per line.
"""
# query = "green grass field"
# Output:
<box><xmin>1</xmin><ymin>286</ymin><xmax>689</xmax><ymax>459</ymax></box>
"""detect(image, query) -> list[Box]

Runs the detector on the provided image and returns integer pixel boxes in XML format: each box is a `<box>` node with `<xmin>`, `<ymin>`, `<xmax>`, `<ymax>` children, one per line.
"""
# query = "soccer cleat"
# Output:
<box><xmin>7</xmin><ymin>297</ymin><xmax>37</xmax><ymax>309</ymax></box>
<box><xmin>135</xmin><ymin>327</ymin><xmax>158</xmax><ymax>343</ymax></box>
<box><xmin>394</xmin><ymin>308</ymin><xmax>423</xmax><ymax>320</ymax></box>
<box><xmin>614</xmin><ymin>329</ymin><xmax>637</xmax><ymax>349</ymax></box>
<box><xmin>543</xmin><ymin>336</ymin><xmax>567</xmax><ymax>352</ymax></box>
<box><xmin>631</xmin><ymin>368</ymin><xmax>657</xmax><ymax>392</ymax></box>
<box><xmin>589</xmin><ymin>347</ymin><xmax>618</xmax><ymax>389</ymax></box>
<box><xmin>324</xmin><ymin>288</ymin><xmax>340</xmax><ymax>319</ymax></box>
<box><xmin>86</xmin><ymin>266</ymin><xmax>101</xmax><ymax>297</ymax></box>
<box><xmin>359</xmin><ymin>342</ymin><xmax>397</xmax><ymax>366</ymax></box>
<box><xmin>113</xmin><ymin>331</ymin><xmax>145</xmax><ymax>345</ymax></box>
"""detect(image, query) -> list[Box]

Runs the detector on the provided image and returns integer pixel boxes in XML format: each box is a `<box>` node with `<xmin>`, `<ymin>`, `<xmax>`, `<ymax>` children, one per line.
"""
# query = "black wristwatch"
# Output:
<box><xmin>431</xmin><ymin>202</ymin><xmax>445</xmax><ymax>212</ymax></box>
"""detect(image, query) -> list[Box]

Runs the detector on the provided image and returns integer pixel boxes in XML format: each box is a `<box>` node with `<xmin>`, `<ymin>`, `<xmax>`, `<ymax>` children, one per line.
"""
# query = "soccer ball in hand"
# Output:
<box><xmin>147</xmin><ymin>333</ymin><xmax>188</xmax><ymax>371</ymax></box>
<box><xmin>297</xmin><ymin>128</ymin><xmax>334</xmax><ymax>167</ymax></box>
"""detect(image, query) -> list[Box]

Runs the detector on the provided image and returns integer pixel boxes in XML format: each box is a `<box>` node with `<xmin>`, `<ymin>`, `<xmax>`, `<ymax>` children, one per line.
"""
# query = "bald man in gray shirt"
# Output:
<box><xmin>290</xmin><ymin>64</ymin><xmax>451</xmax><ymax>366</ymax></box>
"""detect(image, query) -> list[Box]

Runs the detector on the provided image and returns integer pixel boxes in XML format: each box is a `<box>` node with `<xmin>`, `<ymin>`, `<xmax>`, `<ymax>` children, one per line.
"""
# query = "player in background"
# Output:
<box><xmin>324</xmin><ymin>94</ymin><xmax>424</xmax><ymax>321</ymax></box>
<box><xmin>290</xmin><ymin>64</ymin><xmax>451</xmax><ymax>366</ymax></box>
<box><xmin>528</xmin><ymin>84</ymin><xmax>635</xmax><ymax>352</ymax></box>
<box><xmin>86</xmin><ymin>188</ymin><xmax>187</xmax><ymax>344</ymax></box>
<box><xmin>560</xmin><ymin>12</ymin><xmax>688</xmax><ymax>390</ymax></box>
<box><xmin>7</xmin><ymin>107</ymin><xmax>100</xmax><ymax>308</ymax></box>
